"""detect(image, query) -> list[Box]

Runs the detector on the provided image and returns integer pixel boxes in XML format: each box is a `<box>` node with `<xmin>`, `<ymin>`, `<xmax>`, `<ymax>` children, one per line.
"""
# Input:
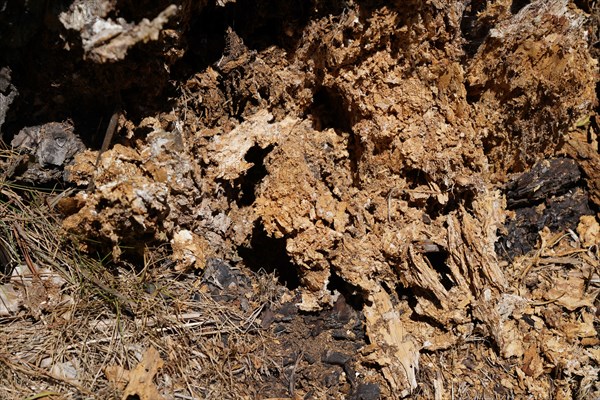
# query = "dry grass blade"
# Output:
<box><xmin>0</xmin><ymin>165</ymin><xmax>281</xmax><ymax>399</ymax></box>
<box><xmin>0</xmin><ymin>352</ymin><xmax>95</xmax><ymax>396</ymax></box>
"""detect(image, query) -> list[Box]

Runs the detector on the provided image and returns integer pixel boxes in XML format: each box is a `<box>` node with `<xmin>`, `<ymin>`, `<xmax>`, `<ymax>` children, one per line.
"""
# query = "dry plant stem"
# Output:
<box><xmin>64</xmin><ymin>311</ymin><xmax>263</xmax><ymax>351</ymax></box>
<box><xmin>0</xmin><ymin>352</ymin><xmax>94</xmax><ymax>396</ymax></box>
<box><xmin>47</xmin><ymin>187</ymin><xmax>77</xmax><ymax>209</ymax></box>
<box><xmin>77</xmin><ymin>267</ymin><xmax>136</xmax><ymax>313</ymax></box>
<box><xmin>288</xmin><ymin>349</ymin><xmax>304</xmax><ymax>396</ymax></box>
<box><xmin>87</xmin><ymin>109</ymin><xmax>121</xmax><ymax>192</ymax></box>
<box><xmin>12</xmin><ymin>224</ymin><xmax>41</xmax><ymax>281</ymax></box>
<box><xmin>529</xmin><ymin>294</ymin><xmax>565</xmax><ymax>306</ymax></box>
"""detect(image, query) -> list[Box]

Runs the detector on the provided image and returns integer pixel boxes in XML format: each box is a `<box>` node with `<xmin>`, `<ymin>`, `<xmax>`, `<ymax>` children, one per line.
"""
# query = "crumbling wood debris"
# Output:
<box><xmin>563</xmin><ymin>128</ymin><xmax>600</xmax><ymax>208</ymax></box>
<box><xmin>1</xmin><ymin>0</ymin><xmax>596</xmax><ymax>398</ymax></box>
<box><xmin>60</xmin><ymin>3</ymin><xmax>178</xmax><ymax>63</ymax></box>
<box><xmin>59</xmin><ymin>0</ymin><xmax>598</xmax><ymax>396</ymax></box>
<box><xmin>466</xmin><ymin>0</ymin><xmax>597</xmax><ymax>174</ymax></box>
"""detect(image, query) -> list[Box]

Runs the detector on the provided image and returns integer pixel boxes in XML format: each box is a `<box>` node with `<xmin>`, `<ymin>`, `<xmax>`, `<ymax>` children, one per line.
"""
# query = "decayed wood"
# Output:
<box><xmin>363</xmin><ymin>287</ymin><xmax>418</xmax><ymax>398</ymax></box>
<box><xmin>563</xmin><ymin>130</ymin><xmax>600</xmax><ymax>208</ymax></box>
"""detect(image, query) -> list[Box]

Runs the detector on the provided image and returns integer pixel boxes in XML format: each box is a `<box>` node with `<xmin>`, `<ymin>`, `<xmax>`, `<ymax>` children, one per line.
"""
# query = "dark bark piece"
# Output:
<box><xmin>9</xmin><ymin>121</ymin><xmax>85</xmax><ymax>183</ymax></box>
<box><xmin>202</xmin><ymin>257</ymin><xmax>236</xmax><ymax>289</ymax></box>
<box><xmin>321</xmin><ymin>350</ymin><xmax>356</xmax><ymax>387</ymax></box>
<box><xmin>260</xmin><ymin>307</ymin><xmax>275</xmax><ymax>328</ymax></box>
<box><xmin>498</xmin><ymin>156</ymin><xmax>595</xmax><ymax>260</ymax></box>
<box><xmin>349</xmin><ymin>383</ymin><xmax>381</xmax><ymax>400</ymax></box>
<box><xmin>322</xmin><ymin>350</ymin><xmax>351</xmax><ymax>366</ymax></box>
<box><xmin>497</xmin><ymin>187</ymin><xmax>593</xmax><ymax>260</ymax></box>
<box><xmin>11</xmin><ymin>122</ymin><xmax>84</xmax><ymax>167</ymax></box>
<box><xmin>505</xmin><ymin>158</ymin><xmax>581</xmax><ymax>209</ymax></box>
<box><xmin>276</xmin><ymin>301</ymin><xmax>299</xmax><ymax>321</ymax></box>
<box><xmin>544</xmin><ymin>190</ymin><xmax>593</xmax><ymax>232</ymax></box>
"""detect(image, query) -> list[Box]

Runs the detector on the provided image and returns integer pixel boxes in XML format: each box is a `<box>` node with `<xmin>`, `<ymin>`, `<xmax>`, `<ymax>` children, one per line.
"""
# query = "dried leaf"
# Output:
<box><xmin>522</xmin><ymin>345</ymin><xmax>544</xmax><ymax>378</ymax></box>
<box><xmin>121</xmin><ymin>347</ymin><xmax>165</xmax><ymax>400</ymax></box>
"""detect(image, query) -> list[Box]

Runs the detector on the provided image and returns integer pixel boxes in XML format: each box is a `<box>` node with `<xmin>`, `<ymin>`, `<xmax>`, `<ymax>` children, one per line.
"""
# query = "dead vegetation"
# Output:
<box><xmin>0</xmin><ymin>165</ymin><xmax>284</xmax><ymax>399</ymax></box>
<box><xmin>1</xmin><ymin>0</ymin><xmax>599</xmax><ymax>399</ymax></box>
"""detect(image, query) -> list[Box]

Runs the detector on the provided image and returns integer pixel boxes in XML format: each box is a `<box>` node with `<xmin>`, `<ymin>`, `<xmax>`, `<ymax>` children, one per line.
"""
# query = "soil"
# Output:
<box><xmin>0</xmin><ymin>0</ymin><xmax>599</xmax><ymax>399</ymax></box>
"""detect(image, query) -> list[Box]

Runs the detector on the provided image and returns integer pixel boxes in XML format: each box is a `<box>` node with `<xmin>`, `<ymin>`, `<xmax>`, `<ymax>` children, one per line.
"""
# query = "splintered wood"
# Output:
<box><xmin>363</xmin><ymin>287</ymin><xmax>418</xmax><ymax>398</ymax></box>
